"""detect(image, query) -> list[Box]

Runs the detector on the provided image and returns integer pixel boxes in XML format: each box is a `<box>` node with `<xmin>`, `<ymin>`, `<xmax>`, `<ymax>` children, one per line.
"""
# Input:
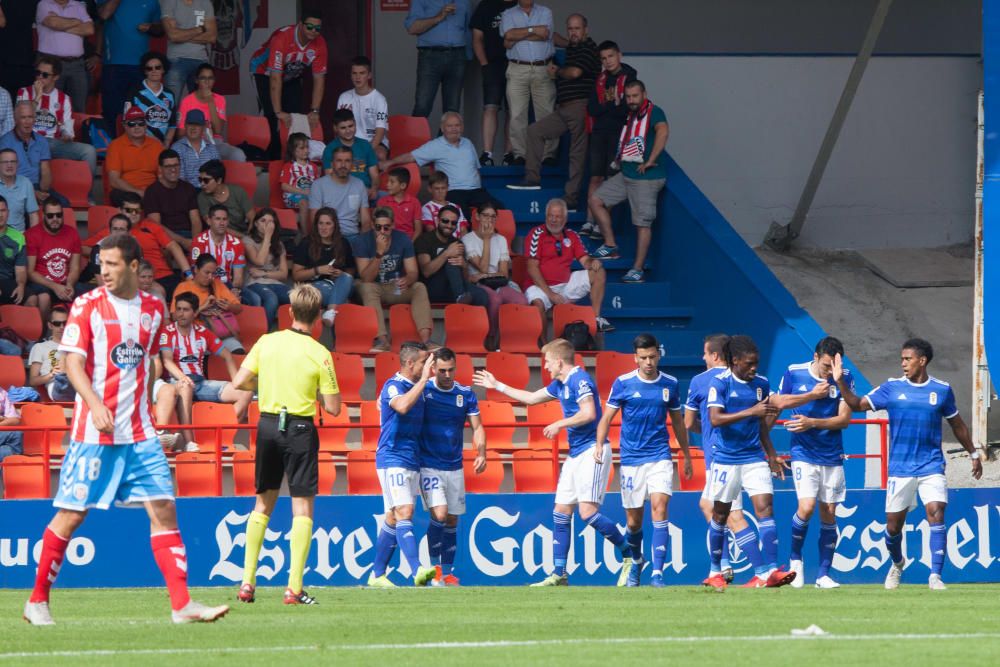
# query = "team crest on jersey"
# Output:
<box><xmin>191</xmin><ymin>247</ymin><xmax>201</xmax><ymax>260</ymax></box>
<box><xmin>111</xmin><ymin>339</ymin><xmax>145</xmax><ymax>370</ymax></box>
<box><xmin>147</xmin><ymin>105</ymin><xmax>169</xmax><ymax>124</ymax></box>
<box><xmin>140</xmin><ymin>313</ymin><xmax>153</xmax><ymax>332</ymax></box>
<box><xmin>708</xmin><ymin>387</ymin><xmax>717</xmax><ymax>402</ymax></box>
<box><xmin>563</xmin><ymin>237</ymin><xmax>572</xmax><ymax>247</ymax></box>
<box><xmin>756</xmin><ymin>387</ymin><xmax>763</xmax><ymax>400</ymax></box>
<box><xmin>929</xmin><ymin>392</ymin><xmax>937</xmax><ymax>406</ymax></box>
<box><xmin>456</xmin><ymin>394</ymin><xmax>464</xmax><ymax>407</ymax></box>
<box><xmin>224</xmin><ymin>250</ymin><xmax>235</xmax><ymax>262</ymax></box>
<box><xmin>63</xmin><ymin>323</ymin><xmax>81</xmax><ymax>346</ymax></box>
<box><xmin>662</xmin><ymin>388</ymin><xmax>670</xmax><ymax>402</ymax></box>
<box><xmin>387</xmin><ymin>384</ymin><xmax>399</xmax><ymax>398</ymax></box>
<box><xmin>828</xmin><ymin>385</ymin><xmax>838</xmax><ymax>399</ymax></box>
<box><xmin>563</xmin><ymin>386</ymin><xmax>570</xmax><ymax>399</ymax></box>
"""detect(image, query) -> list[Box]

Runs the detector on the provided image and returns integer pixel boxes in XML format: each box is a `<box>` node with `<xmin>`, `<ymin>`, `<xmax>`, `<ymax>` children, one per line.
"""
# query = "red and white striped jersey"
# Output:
<box><xmin>159</xmin><ymin>322</ymin><xmax>222</xmax><ymax>378</ymax></box>
<box><xmin>60</xmin><ymin>287</ymin><xmax>167</xmax><ymax>445</ymax></box>
<box><xmin>16</xmin><ymin>87</ymin><xmax>74</xmax><ymax>140</ymax></box>
<box><xmin>190</xmin><ymin>231</ymin><xmax>246</xmax><ymax>285</ymax></box>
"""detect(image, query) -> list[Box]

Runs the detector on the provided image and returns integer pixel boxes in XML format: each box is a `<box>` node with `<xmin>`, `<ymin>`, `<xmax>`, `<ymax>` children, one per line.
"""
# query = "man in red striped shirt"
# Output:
<box><xmin>23</xmin><ymin>233</ymin><xmax>229</xmax><ymax>626</ymax></box>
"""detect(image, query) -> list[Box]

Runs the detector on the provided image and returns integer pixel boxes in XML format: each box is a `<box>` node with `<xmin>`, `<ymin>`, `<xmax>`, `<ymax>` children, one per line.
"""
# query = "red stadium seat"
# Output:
<box><xmin>526</xmin><ymin>401</ymin><xmax>564</xmax><ymax>452</ymax></box>
<box><xmin>360</xmin><ymin>400</ymin><xmax>380</xmax><ymax>450</ymax></box>
<box><xmin>389</xmin><ymin>304</ymin><xmax>420</xmax><ymax>352</ymax></box>
<box><xmin>191</xmin><ymin>402</ymin><xmax>240</xmax><ymax>453</ymax></box>
<box><xmin>378</xmin><ymin>162</ymin><xmax>421</xmax><ymax>197</ymax></box>
<box><xmin>205</xmin><ymin>353</ymin><xmax>244</xmax><ymax>382</ymax></box>
<box><xmin>277</xmin><ymin>304</ymin><xmax>321</xmax><ymax>339</ymax></box>
<box><xmin>678</xmin><ymin>451</ymin><xmax>707</xmax><ymax>491</ymax></box>
<box><xmin>374</xmin><ymin>352</ymin><xmax>399</xmax><ymax>393</ymax></box>
<box><xmin>552</xmin><ymin>304</ymin><xmax>597</xmax><ymax>340</ymax></box>
<box><xmin>277</xmin><ymin>118</ymin><xmax>324</xmax><ymax>157</ymax></box>
<box><xmin>50</xmin><ymin>159</ymin><xmax>93</xmax><ymax>208</ymax></box>
<box><xmin>0</xmin><ymin>355</ymin><xmax>26</xmax><ymax>390</ymax></box>
<box><xmin>234</xmin><ymin>306</ymin><xmax>268</xmax><ymax>349</ymax></box>
<box><xmin>464</xmin><ymin>450</ymin><xmax>504</xmax><ymax>493</ymax></box>
<box><xmin>222</xmin><ymin>160</ymin><xmax>258</xmax><ymax>202</ymax></box>
<box><xmin>387</xmin><ymin>115</ymin><xmax>431</xmax><ymax>156</ymax></box>
<box><xmin>498</xmin><ymin>304</ymin><xmax>543</xmax><ymax>353</ymax></box>
<box><xmin>596</xmin><ymin>351</ymin><xmax>635</xmax><ymax>400</ymax></box>
<box><xmin>478</xmin><ymin>400</ymin><xmax>516</xmax><ymax>451</ymax></box>
<box><xmin>331</xmin><ymin>352</ymin><xmax>364</xmax><ymax>403</ymax></box>
<box><xmin>454</xmin><ymin>353</ymin><xmax>474</xmax><ymax>387</ymax></box>
<box><xmin>2</xmin><ymin>455</ymin><xmax>49</xmax><ymax>499</ymax></box>
<box><xmin>444</xmin><ymin>304</ymin><xmax>489</xmax><ymax>354</ymax></box>
<box><xmin>0</xmin><ymin>304</ymin><xmax>43</xmax><ymax>342</ymax></box>
<box><xmin>317</xmin><ymin>452</ymin><xmax>337</xmax><ymax>495</ymax></box>
<box><xmin>175</xmin><ymin>452</ymin><xmax>221</xmax><ymax>497</ymax></box>
<box><xmin>87</xmin><ymin>205</ymin><xmax>118</xmax><ymax>237</ymax></box>
<box><xmin>484</xmin><ymin>352</ymin><xmax>528</xmax><ymax>403</ymax></box>
<box><xmin>267</xmin><ymin>160</ymin><xmax>285</xmax><ymax>208</ymax></box>
<box><xmin>316</xmin><ymin>405</ymin><xmax>352</xmax><ymax>453</ymax></box>
<box><xmin>512</xmin><ymin>450</ymin><xmax>557</xmax><ymax>492</ymax></box>
<box><xmin>511</xmin><ymin>254</ymin><xmax>528</xmax><ymax>286</ymax></box>
<box><xmin>334</xmin><ymin>304</ymin><xmax>379</xmax><ymax>354</ymax></box>
<box><xmin>20</xmin><ymin>404</ymin><xmax>68</xmax><ymax>457</ymax></box>
<box><xmin>275</xmin><ymin>208</ymin><xmax>299</xmax><ymax>233</ymax></box>
<box><xmin>346</xmin><ymin>450</ymin><xmax>379</xmax><ymax>494</ymax></box>
<box><xmin>228</xmin><ymin>114</ymin><xmax>271</xmax><ymax>153</ymax></box>
<box><xmin>231</xmin><ymin>450</ymin><xmax>256</xmax><ymax>496</ymax></box>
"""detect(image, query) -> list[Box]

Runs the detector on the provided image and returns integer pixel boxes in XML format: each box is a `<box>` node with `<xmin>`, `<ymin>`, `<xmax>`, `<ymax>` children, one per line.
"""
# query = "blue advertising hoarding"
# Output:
<box><xmin>2</xmin><ymin>490</ymin><xmax>1000</xmax><ymax>588</ymax></box>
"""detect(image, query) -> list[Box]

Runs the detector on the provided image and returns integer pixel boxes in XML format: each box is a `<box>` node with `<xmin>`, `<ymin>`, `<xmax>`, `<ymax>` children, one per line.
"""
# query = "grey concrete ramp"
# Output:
<box><xmin>857</xmin><ymin>248</ymin><xmax>973</xmax><ymax>288</ymax></box>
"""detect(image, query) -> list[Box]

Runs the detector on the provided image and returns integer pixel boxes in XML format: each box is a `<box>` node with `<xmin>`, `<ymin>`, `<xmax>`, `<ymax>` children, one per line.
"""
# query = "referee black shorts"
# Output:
<box><xmin>255</xmin><ymin>413</ymin><xmax>319</xmax><ymax>497</ymax></box>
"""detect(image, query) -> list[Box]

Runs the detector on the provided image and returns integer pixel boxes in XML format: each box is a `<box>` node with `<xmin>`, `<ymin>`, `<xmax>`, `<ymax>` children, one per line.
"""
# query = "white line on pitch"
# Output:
<box><xmin>4</xmin><ymin>632</ymin><xmax>1000</xmax><ymax>659</ymax></box>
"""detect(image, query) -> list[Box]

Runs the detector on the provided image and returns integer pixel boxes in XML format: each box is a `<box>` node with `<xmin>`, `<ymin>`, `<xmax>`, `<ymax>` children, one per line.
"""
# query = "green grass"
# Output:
<box><xmin>2</xmin><ymin>586</ymin><xmax>999</xmax><ymax>666</ymax></box>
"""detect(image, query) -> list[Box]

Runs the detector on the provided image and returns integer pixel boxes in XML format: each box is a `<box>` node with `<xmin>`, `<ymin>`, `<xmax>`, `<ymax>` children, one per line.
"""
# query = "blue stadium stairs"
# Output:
<box><xmin>482</xmin><ymin>151</ymin><xmax>873</xmax><ymax>488</ymax></box>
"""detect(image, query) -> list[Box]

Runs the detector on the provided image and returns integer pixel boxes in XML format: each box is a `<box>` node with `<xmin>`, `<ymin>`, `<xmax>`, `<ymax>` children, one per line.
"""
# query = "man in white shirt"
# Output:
<box><xmin>336</xmin><ymin>56</ymin><xmax>389</xmax><ymax>161</ymax></box>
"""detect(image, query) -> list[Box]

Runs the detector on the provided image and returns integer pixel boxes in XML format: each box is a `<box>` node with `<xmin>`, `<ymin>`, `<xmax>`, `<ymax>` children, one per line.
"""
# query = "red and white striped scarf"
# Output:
<box><xmin>617</xmin><ymin>99</ymin><xmax>653</xmax><ymax>163</ymax></box>
<box><xmin>586</xmin><ymin>69</ymin><xmax>628</xmax><ymax>134</ymax></box>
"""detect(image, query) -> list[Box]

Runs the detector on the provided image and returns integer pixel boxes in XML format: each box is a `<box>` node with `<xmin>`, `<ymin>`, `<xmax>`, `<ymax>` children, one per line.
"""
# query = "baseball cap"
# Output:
<box><xmin>124</xmin><ymin>106</ymin><xmax>146</xmax><ymax>122</ymax></box>
<box><xmin>185</xmin><ymin>109</ymin><xmax>207</xmax><ymax>126</ymax></box>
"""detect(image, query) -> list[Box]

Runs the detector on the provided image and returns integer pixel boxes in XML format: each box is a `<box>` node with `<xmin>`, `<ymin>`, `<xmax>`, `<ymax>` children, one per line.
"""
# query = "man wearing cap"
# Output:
<box><xmin>171</xmin><ymin>109</ymin><xmax>220</xmax><ymax>189</ymax></box>
<box><xmin>106</xmin><ymin>106</ymin><xmax>164</xmax><ymax>207</ymax></box>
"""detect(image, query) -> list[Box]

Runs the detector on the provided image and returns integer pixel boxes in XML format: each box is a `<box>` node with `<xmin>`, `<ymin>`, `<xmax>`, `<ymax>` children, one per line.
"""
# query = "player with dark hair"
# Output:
<box><xmin>834</xmin><ymin>338</ymin><xmax>982</xmax><ymax>590</ymax></box>
<box><xmin>596</xmin><ymin>333</ymin><xmax>692</xmax><ymax>587</ymax></box>
<box><xmin>768</xmin><ymin>336</ymin><xmax>852</xmax><ymax>588</ymax></box>
<box><xmin>704</xmin><ymin>335</ymin><xmax>795</xmax><ymax>590</ymax></box>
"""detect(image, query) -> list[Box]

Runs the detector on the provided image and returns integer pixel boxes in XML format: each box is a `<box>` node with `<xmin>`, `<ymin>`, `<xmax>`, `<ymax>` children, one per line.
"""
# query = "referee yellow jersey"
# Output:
<box><xmin>242</xmin><ymin>329</ymin><xmax>339</xmax><ymax>418</ymax></box>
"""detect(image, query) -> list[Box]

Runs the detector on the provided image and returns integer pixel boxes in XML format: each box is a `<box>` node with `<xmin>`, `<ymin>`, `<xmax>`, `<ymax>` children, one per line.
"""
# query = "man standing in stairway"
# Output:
<box><xmin>589</xmin><ymin>80</ymin><xmax>668</xmax><ymax>284</ymax></box>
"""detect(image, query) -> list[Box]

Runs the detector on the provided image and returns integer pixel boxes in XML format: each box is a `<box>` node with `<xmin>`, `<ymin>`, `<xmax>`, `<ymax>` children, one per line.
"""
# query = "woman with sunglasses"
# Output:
<box><xmin>177</xmin><ymin>63</ymin><xmax>246</xmax><ymax>162</ymax></box>
<box><xmin>124</xmin><ymin>52</ymin><xmax>177</xmax><ymax>147</ymax></box>
<box><xmin>243</xmin><ymin>208</ymin><xmax>290</xmax><ymax>330</ymax></box>
<box><xmin>291</xmin><ymin>207</ymin><xmax>355</xmax><ymax>328</ymax></box>
<box><xmin>462</xmin><ymin>203</ymin><xmax>527</xmax><ymax>350</ymax></box>
<box><xmin>27</xmin><ymin>305</ymin><xmax>75</xmax><ymax>401</ymax></box>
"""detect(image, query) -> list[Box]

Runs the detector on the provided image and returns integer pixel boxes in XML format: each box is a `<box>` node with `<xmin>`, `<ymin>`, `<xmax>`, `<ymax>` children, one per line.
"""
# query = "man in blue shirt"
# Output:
<box><xmin>97</xmin><ymin>0</ymin><xmax>161</xmax><ymax>135</ymax></box>
<box><xmin>368</xmin><ymin>342</ymin><xmax>439</xmax><ymax>588</ymax></box>
<box><xmin>769</xmin><ymin>336</ymin><xmax>852</xmax><ymax>589</ymax></box>
<box><xmin>705</xmin><ymin>335</ymin><xmax>795</xmax><ymax>590</ymax></box>
<box><xmin>0</xmin><ymin>148</ymin><xmax>39</xmax><ymax>231</ymax></box>
<box><xmin>0</xmin><ymin>102</ymin><xmax>67</xmax><ymax>207</ymax></box>
<box><xmin>475</xmin><ymin>337</ymin><xmax>630</xmax><ymax>586</ymax></box>
<box><xmin>420</xmin><ymin>347</ymin><xmax>486</xmax><ymax>586</ymax></box>
<box><xmin>835</xmin><ymin>338</ymin><xmax>982</xmax><ymax>591</ymax></box>
<box><xmin>405</xmin><ymin>0</ymin><xmax>470</xmax><ymax>118</ymax></box>
<box><xmin>685</xmin><ymin>333</ymin><xmax>749</xmax><ymax>585</ymax></box>
<box><xmin>596</xmin><ymin>334</ymin><xmax>692</xmax><ymax>588</ymax></box>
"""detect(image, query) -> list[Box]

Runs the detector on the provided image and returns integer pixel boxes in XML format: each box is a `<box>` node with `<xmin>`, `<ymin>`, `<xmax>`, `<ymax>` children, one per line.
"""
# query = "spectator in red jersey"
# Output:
<box><xmin>376</xmin><ymin>167</ymin><xmax>421</xmax><ymax>241</ymax></box>
<box><xmin>159</xmin><ymin>291</ymin><xmax>253</xmax><ymax>447</ymax></box>
<box><xmin>25</xmin><ymin>199</ymin><xmax>81</xmax><ymax>320</ymax></box>
<box><xmin>249</xmin><ymin>15</ymin><xmax>328</xmax><ymax>159</ymax></box>
<box><xmin>190</xmin><ymin>203</ymin><xmax>245</xmax><ymax>290</ymax></box>
<box><xmin>35</xmin><ymin>0</ymin><xmax>94</xmax><ymax>115</ymax></box>
<box><xmin>523</xmin><ymin>197</ymin><xmax>611</xmax><ymax>333</ymax></box>
<box><xmin>280</xmin><ymin>132</ymin><xmax>319</xmax><ymax>236</ymax></box>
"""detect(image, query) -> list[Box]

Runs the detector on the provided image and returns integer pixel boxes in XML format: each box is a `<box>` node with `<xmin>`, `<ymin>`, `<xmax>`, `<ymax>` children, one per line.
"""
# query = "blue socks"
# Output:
<box><xmin>759</xmin><ymin>517</ymin><xmax>778</xmax><ymax>571</ymax></box>
<box><xmin>427</xmin><ymin>519</ymin><xmax>444</xmax><ymax>565</ymax></box>
<box><xmin>735</xmin><ymin>526</ymin><xmax>766</xmax><ymax>575</ymax></box>
<box><xmin>395</xmin><ymin>520</ymin><xmax>421</xmax><ymax>574</ymax></box>
<box><xmin>708</xmin><ymin>520</ymin><xmax>726</xmax><ymax>572</ymax></box>
<box><xmin>441</xmin><ymin>525</ymin><xmax>457</xmax><ymax>575</ymax></box>
<box><xmin>552</xmin><ymin>512</ymin><xmax>571</xmax><ymax>576</ymax></box>
<box><xmin>626</xmin><ymin>528</ymin><xmax>643</xmax><ymax>563</ymax></box>
<box><xmin>720</xmin><ymin>529</ymin><xmax>731</xmax><ymax>570</ymax></box>
<box><xmin>372</xmin><ymin>523</ymin><xmax>397</xmax><ymax>577</ymax></box>
<box><xmin>586</xmin><ymin>512</ymin><xmax>625</xmax><ymax>551</ymax></box>
<box><xmin>930</xmin><ymin>523</ymin><xmax>946</xmax><ymax>575</ymax></box>
<box><xmin>817</xmin><ymin>522</ymin><xmax>838</xmax><ymax>579</ymax></box>
<box><xmin>651</xmin><ymin>521</ymin><xmax>669</xmax><ymax>574</ymax></box>
<box><xmin>885</xmin><ymin>530</ymin><xmax>903</xmax><ymax>565</ymax></box>
<box><xmin>790</xmin><ymin>512</ymin><xmax>808</xmax><ymax>561</ymax></box>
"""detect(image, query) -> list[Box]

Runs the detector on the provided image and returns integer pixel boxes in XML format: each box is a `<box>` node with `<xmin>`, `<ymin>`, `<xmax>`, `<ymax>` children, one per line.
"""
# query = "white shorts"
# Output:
<box><xmin>702</xmin><ymin>478</ymin><xmax>744</xmax><ymax>511</ymax></box>
<box><xmin>708</xmin><ymin>461</ymin><xmax>773</xmax><ymax>503</ymax></box>
<box><xmin>885</xmin><ymin>474</ymin><xmax>948</xmax><ymax>513</ymax></box>
<box><xmin>792</xmin><ymin>461</ymin><xmax>846</xmax><ymax>504</ymax></box>
<box><xmin>524</xmin><ymin>270</ymin><xmax>591</xmax><ymax>311</ymax></box>
<box><xmin>152</xmin><ymin>378</ymin><xmax>168</xmax><ymax>404</ymax></box>
<box><xmin>620</xmin><ymin>459</ymin><xmax>674</xmax><ymax>509</ymax></box>
<box><xmin>555</xmin><ymin>444</ymin><xmax>611</xmax><ymax>506</ymax></box>
<box><xmin>377</xmin><ymin>467</ymin><xmax>420</xmax><ymax>512</ymax></box>
<box><xmin>419</xmin><ymin>468</ymin><xmax>466</xmax><ymax>516</ymax></box>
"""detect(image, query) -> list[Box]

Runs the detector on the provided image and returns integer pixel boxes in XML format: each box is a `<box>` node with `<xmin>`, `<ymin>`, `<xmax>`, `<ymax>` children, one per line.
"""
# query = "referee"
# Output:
<box><xmin>230</xmin><ymin>284</ymin><xmax>340</xmax><ymax>605</ymax></box>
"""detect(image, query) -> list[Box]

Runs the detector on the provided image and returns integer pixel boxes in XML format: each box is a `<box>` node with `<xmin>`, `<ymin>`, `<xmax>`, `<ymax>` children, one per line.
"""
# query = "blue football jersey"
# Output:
<box><xmin>865</xmin><ymin>376</ymin><xmax>958</xmax><ymax>477</ymax></box>
<box><xmin>607</xmin><ymin>370</ymin><xmax>680</xmax><ymax>466</ymax></box>
<box><xmin>706</xmin><ymin>370</ymin><xmax>771</xmax><ymax>465</ymax></box>
<box><xmin>420</xmin><ymin>379</ymin><xmax>480</xmax><ymax>471</ymax></box>
<box><xmin>685</xmin><ymin>367</ymin><xmax>728</xmax><ymax>468</ymax></box>
<box><xmin>545</xmin><ymin>366</ymin><xmax>602</xmax><ymax>456</ymax></box>
<box><xmin>778</xmin><ymin>362</ymin><xmax>853</xmax><ymax>466</ymax></box>
<box><xmin>376</xmin><ymin>373</ymin><xmax>424</xmax><ymax>471</ymax></box>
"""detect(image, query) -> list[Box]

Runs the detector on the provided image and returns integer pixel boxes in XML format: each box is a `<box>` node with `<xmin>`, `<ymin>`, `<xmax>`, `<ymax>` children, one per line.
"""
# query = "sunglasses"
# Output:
<box><xmin>50</xmin><ymin>320</ymin><xmax>67</xmax><ymax>327</ymax></box>
<box><xmin>198</xmin><ymin>176</ymin><xmax>213</xmax><ymax>184</ymax></box>
<box><xmin>145</xmin><ymin>64</ymin><xmax>164</xmax><ymax>72</ymax></box>
<box><xmin>34</xmin><ymin>70</ymin><xmax>53</xmax><ymax>79</ymax></box>
<box><xmin>374</xmin><ymin>224</ymin><xmax>392</xmax><ymax>231</ymax></box>
<box><xmin>439</xmin><ymin>217</ymin><xmax>458</xmax><ymax>226</ymax></box>
<box><xmin>45</xmin><ymin>212</ymin><xmax>62</xmax><ymax>220</ymax></box>
<box><xmin>122</xmin><ymin>207</ymin><xmax>142</xmax><ymax>214</ymax></box>
<box><xmin>125</xmin><ymin>120</ymin><xmax>146</xmax><ymax>128</ymax></box>
<box><xmin>303</xmin><ymin>22</ymin><xmax>321</xmax><ymax>31</ymax></box>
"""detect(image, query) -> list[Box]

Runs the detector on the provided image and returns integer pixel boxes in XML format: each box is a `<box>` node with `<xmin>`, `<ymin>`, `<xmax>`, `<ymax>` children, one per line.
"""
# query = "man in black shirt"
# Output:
<box><xmin>507</xmin><ymin>14</ymin><xmax>599</xmax><ymax>210</ymax></box>
<box><xmin>414</xmin><ymin>204</ymin><xmax>489</xmax><ymax>306</ymax></box>
<box><xmin>471</xmin><ymin>0</ymin><xmax>517</xmax><ymax>166</ymax></box>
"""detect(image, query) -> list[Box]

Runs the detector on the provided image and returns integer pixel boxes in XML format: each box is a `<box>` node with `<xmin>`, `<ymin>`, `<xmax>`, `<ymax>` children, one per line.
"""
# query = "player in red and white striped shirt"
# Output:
<box><xmin>23</xmin><ymin>234</ymin><xmax>229</xmax><ymax>627</ymax></box>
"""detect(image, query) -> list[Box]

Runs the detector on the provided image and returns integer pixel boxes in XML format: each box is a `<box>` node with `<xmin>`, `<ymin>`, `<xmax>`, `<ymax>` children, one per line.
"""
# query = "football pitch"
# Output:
<box><xmin>2</xmin><ymin>586</ymin><xmax>999</xmax><ymax>666</ymax></box>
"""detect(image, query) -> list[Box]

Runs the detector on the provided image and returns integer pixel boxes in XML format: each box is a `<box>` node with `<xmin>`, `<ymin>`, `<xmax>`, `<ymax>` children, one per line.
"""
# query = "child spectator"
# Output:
<box><xmin>376</xmin><ymin>167</ymin><xmax>421</xmax><ymax>241</ymax></box>
<box><xmin>336</xmin><ymin>56</ymin><xmax>389</xmax><ymax>161</ymax></box>
<box><xmin>421</xmin><ymin>171</ymin><xmax>467</xmax><ymax>236</ymax></box>
<box><xmin>280</xmin><ymin>132</ymin><xmax>320</xmax><ymax>235</ymax></box>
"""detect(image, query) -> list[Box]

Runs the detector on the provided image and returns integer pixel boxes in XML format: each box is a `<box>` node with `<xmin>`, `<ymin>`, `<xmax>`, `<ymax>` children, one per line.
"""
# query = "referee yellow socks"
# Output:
<box><xmin>242</xmin><ymin>511</ymin><xmax>270</xmax><ymax>586</ymax></box>
<box><xmin>288</xmin><ymin>516</ymin><xmax>314</xmax><ymax>594</ymax></box>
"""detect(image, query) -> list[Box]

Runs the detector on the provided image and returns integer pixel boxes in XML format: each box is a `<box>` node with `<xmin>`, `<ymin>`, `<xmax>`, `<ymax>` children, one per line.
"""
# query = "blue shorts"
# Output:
<box><xmin>193</xmin><ymin>378</ymin><xmax>227</xmax><ymax>402</ymax></box>
<box><xmin>53</xmin><ymin>437</ymin><xmax>174</xmax><ymax>510</ymax></box>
